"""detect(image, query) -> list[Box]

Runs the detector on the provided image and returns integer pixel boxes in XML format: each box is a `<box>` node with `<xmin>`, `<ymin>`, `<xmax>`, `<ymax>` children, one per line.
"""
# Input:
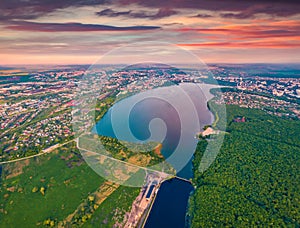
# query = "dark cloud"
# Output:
<box><xmin>163</xmin><ymin>22</ymin><xmax>183</xmax><ymax>26</ymax></box>
<box><xmin>0</xmin><ymin>0</ymin><xmax>110</xmax><ymax>21</ymax></box>
<box><xmin>5</xmin><ymin>21</ymin><xmax>160</xmax><ymax>32</ymax></box>
<box><xmin>0</xmin><ymin>0</ymin><xmax>299</xmax><ymax>22</ymax></box>
<box><xmin>219</xmin><ymin>3</ymin><xmax>300</xmax><ymax>19</ymax></box>
<box><xmin>117</xmin><ymin>0</ymin><xmax>300</xmax><ymax>18</ymax></box>
<box><xmin>96</xmin><ymin>8</ymin><xmax>178</xmax><ymax>19</ymax></box>
<box><xmin>96</xmin><ymin>8</ymin><xmax>131</xmax><ymax>17</ymax></box>
<box><xmin>221</xmin><ymin>13</ymin><xmax>252</xmax><ymax>19</ymax></box>
<box><xmin>191</xmin><ymin>14</ymin><xmax>213</xmax><ymax>18</ymax></box>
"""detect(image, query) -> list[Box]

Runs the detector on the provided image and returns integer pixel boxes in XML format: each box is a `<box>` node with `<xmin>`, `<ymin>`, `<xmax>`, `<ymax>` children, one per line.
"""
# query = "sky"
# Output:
<box><xmin>0</xmin><ymin>0</ymin><xmax>300</xmax><ymax>65</ymax></box>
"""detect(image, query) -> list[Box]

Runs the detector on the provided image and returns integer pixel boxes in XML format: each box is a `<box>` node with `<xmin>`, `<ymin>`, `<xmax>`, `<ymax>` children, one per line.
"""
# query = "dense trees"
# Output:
<box><xmin>189</xmin><ymin>104</ymin><xmax>300</xmax><ymax>227</ymax></box>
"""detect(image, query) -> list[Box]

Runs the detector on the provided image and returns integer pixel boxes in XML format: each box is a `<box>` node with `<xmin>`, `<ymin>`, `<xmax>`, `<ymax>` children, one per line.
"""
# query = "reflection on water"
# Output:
<box><xmin>93</xmin><ymin>83</ymin><xmax>214</xmax><ymax>179</ymax></box>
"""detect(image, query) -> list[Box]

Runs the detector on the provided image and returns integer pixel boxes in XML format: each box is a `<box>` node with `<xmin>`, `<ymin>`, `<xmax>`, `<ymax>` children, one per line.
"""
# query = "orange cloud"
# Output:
<box><xmin>177</xmin><ymin>41</ymin><xmax>300</xmax><ymax>48</ymax></box>
<box><xmin>175</xmin><ymin>20</ymin><xmax>300</xmax><ymax>49</ymax></box>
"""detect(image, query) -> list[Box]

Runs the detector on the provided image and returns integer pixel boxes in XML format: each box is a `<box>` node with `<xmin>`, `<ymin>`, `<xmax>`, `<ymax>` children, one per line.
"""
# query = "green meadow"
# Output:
<box><xmin>0</xmin><ymin>142</ymin><xmax>139</xmax><ymax>227</ymax></box>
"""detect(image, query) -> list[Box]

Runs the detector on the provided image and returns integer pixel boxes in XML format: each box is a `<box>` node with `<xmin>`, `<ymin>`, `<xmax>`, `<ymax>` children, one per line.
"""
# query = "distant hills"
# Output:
<box><xmin>0</xmin><ymin>66</ymin><xmax>15</xmax><ymax>70</ymax></box>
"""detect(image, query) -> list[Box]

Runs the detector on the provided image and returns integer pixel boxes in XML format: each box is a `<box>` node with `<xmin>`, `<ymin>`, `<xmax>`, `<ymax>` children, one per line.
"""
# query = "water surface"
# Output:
<box><xmin>144</xmin><ymin>178</ymin><xmax>194</xmax><ymax>228</ymax></box>
<box><xmin>93</xmin><ymin>83</ymin><xmax>215</xmax><ymax>179</ymax></box>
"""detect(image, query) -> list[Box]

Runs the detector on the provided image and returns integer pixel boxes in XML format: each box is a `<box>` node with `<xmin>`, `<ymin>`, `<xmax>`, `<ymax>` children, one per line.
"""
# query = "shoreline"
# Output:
<box><xmin>130</xmin><ymin>85</ymin><xmax>223</xmax><ymax>228</ymax></box>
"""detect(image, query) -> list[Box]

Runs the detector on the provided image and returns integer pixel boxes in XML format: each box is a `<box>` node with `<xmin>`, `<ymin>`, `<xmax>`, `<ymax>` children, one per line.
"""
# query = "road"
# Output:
<box><xmin>0</xmin><ymin>139</ymin><xmax>74</xmax><ymax>165</ymax></box>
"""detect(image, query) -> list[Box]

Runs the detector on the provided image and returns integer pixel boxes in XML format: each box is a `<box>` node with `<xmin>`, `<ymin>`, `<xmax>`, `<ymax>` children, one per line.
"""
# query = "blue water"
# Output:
<box><xmin>144</xmin><ymin>178</ymin><xmax>194</xmax><ymax>228</ymax></box>
<box><xmin>93</xmin><ymin>83</ymin><xmax>216</xmax><ymax>227</ymax></box>
<box><xmin>93</xmin><ymin>83</ymin><xmax>213</xmax><ymax>179</ymax></box>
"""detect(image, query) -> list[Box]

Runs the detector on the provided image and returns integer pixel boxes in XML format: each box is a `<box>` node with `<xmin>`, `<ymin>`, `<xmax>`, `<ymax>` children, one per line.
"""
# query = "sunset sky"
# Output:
<box><xmin>0</xmin><ymin>0</ymin><xmax>300</xmax><ymax>65</ymax></box>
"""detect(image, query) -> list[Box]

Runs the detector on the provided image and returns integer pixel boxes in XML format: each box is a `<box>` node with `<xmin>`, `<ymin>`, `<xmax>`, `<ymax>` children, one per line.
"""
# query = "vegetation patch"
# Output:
<box><xmin>189</xmin><ymin>104</ymin><xmax>300</xmax><ymax>227</ymax></box>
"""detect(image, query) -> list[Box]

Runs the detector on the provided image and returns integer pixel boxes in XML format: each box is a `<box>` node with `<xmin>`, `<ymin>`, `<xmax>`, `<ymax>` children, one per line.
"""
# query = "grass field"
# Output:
<box><xmin>82</xmin><ymin>186</ymin><xmax>140</xmax><ymax>227</ymax></box>
<box><xmin>0</xmin><ymin>142</ymin><xmax>140</xmax><ymax>227</ymax></box>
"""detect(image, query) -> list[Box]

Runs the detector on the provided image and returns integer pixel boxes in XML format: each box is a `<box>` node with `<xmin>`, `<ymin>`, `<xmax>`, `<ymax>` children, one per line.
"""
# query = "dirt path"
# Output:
<box><xmin>0</xmin><ymin>139</ymin><xmax>74</xmax><ymax>165</ymax></box>
<box><xmin>76</xmin><ymin>138</ymin><xmax>169</xmax><ymax>177</ymax></box>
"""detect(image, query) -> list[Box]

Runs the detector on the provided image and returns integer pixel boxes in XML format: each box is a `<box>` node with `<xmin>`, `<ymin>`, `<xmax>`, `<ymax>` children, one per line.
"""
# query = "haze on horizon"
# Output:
<box><xmin>0</xmin><ymin>0</ymin><xmax>300</xmax><ymax>65</ymax></box>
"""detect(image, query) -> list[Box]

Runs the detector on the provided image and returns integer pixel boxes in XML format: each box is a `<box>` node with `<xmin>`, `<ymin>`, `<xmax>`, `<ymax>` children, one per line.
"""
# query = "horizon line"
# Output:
<box><xmin>1</xmin><ymin>62</ymin><xmax>300</xmax><ymax>67</ymax></box>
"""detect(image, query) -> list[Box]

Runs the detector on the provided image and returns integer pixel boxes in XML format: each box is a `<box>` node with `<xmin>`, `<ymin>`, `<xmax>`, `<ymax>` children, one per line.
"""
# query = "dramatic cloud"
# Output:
<box><xmin>118</xmin><ymin>0</ymin><xmax>300</xmax><ymax>18</ymax></box>
<box><xmin>0</xmin><ymin>0</ymin><xmax>299</xmax><ymax>64</ymax></box>
<box><xmin>219</xmin><ymin>3</ymin><xmax>300</xmax><ymax>19</ymax></box>
<box><xmin>0</xmin><ymin>0</ymin><xmax>111</xmax><ymax>21</ymax></box>
<box><xmin>1</xmin><ymin>0</ymin><xmax>299</xmax><ymax>22</ymax></box>
<box><xmin>5</xmin><ymin>21</ymin><xmax>161</xmax><ymax>32</ymax></box>
<box><xmin>96</xmin><ymin>8</ymin><xmax>178</xmax><ymax>19</ymax></box>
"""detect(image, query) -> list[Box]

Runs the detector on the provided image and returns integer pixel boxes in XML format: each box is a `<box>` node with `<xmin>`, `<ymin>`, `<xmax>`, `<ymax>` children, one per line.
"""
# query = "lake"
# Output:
<box><xmin>93</xmin><ymin>83</ymin><xmax>215</xmax><ymax>179</ymax></box>
<box><xmin>93</xmin><ymin>83</ymin><xmax>220</xmax><ymax>227</ymax></box>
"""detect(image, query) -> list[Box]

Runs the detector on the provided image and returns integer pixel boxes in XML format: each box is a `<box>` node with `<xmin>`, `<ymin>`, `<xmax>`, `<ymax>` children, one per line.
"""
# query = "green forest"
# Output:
<box><xmin>189</xmin><ymin>104</ymin><xmax>300</xmax><ymax>227</ymax></box>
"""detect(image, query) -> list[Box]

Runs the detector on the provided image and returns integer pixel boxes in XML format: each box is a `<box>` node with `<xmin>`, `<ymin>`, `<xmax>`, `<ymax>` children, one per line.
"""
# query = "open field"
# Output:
<box><xmin>0</xmin><ymin>142</ymin><xmax>141</xmax><ymax>227</ymax></box>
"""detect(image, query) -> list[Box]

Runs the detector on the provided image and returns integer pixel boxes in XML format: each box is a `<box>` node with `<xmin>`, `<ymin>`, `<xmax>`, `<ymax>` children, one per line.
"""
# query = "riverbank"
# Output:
<box><xmin>138</xmin><ymin>176</ymin><xmax>184</xmax><ymax>228</ymax></box>
<box><xmin>92</xmin><ymin>83</ymin><xmax>225</xmax><ymax>227</ymax></box>
<box><xmin>126</xmin><ymin>176</ymin><xmax>193</xmax><ymax>228</ymax></box>
<box><xmin>187</xmin><ymin>104</ymin><xmax>300</xmax><ymax>227</ymax></box>
<box><xmin>122</xmin><ymin>173</ymin><xmax>167</xmax><ymax>228</ymax></box>
<box><xmin>137</xmin><ymin>85</ymin><xmax>225</xmax><ymax>228</ymax></box>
